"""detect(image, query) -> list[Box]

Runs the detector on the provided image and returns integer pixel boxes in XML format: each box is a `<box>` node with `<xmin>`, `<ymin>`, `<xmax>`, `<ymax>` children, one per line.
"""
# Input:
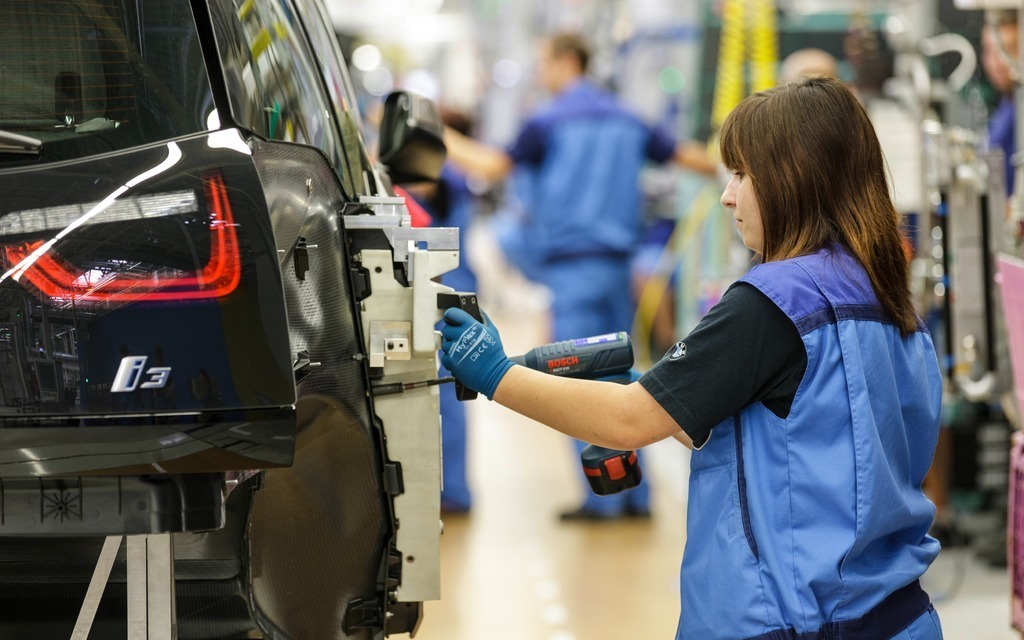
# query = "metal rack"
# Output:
<box><xmin>71</xmin><ymin>534</ymin><xmax>176</xmax><ymax>640</ymax></box>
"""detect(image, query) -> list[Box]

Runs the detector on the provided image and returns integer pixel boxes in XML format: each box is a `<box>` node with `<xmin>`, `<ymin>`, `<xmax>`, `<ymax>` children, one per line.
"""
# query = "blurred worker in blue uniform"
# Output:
<box><xmin>981</xmin><ymin>10</ymin><xmax>1019</xmax><ymax>196</ymax></box>
<box><xmin>408</xmin><ymin>110</ymin><xmax>479</xmax><ymax>513</ymax></box>
<box><xmin>444</xmin><ymin>32</ymin><xmax>715</xmax><ymax>521</ymax></box>
<box><xmin>438</xmin><ymin>76</ymin><xmax>943</xmax><ymax>639</ymax></box>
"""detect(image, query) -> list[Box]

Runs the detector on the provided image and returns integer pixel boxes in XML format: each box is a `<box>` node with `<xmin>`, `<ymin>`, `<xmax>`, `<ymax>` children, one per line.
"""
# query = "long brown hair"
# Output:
<box><xmin>719</xmin><ymin>75</ymin><xmax>917</xmax><ymax>335</ymax></box>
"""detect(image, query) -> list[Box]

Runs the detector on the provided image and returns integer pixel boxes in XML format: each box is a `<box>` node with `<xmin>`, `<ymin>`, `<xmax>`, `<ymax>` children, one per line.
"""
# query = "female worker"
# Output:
<box><xmin>439</xmin><ymin>75</ymin><xmax>943</xmax><ymax>640</ymax></box>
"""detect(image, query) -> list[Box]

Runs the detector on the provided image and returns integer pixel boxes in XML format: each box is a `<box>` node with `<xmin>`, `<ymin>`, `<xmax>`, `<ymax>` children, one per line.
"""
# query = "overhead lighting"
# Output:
<box><xmin>363</xmin><ymin>67</ymin><xmax>395</xmax><ymax>97</ymax></box>
<box><xmin>492</xmin><ymin>58</ymin><xmax>522</xmax><ymax>88</ymax></box>
<box><xmin>352</xmin><ymin>44</ymin><xmax>382</xmax><ymax>72</ymax></box>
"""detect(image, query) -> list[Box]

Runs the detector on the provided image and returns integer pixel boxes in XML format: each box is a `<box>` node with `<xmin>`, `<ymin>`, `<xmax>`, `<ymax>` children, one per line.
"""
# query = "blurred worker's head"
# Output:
<box><xmin>719</xmin><ymin>76</ymin><xmax>897</xmax><ymax>264</ymax></box>
<box><xmin>843</xmin><ymin>21</ymin><xmax>892</xmax><ymax>99</ymax></box>
<box><xmin>778</xmin><ymin>48</ymin><xmax>839</xmax><ymax>84</ymax></box>
<box><xmin>537</xmin><ymin>32</ymin><xmax>589</xmax><ymax>94</ymax></box>
<box><xmin>982</xmin><ymin>11</ymin><xmax>1019</xmax><ymax>95</ymax></box>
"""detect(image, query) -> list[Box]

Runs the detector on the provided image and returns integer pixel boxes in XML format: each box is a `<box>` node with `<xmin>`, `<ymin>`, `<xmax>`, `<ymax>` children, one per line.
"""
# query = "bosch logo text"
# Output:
<box><xmin>547</xmin><ymin>356</ymin><xmax>579</xmax><ymax>372</ymax></box>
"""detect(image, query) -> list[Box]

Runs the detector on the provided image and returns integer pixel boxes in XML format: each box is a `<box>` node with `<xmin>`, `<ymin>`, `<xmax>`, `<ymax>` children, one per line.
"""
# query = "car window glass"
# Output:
<box><xmin>290</xmin><ymin>0</ymin><xmax>376</xmax><ymax>196</ymax></box>
<box><xmin>0</xmin><ymin>0</ymin><xmax>212</xmax><ymax>167</ymax></box>
<box><xmin>223</xmin><ymin>0</ymin><xmax>350</xmax><ymax>193</ymax></box>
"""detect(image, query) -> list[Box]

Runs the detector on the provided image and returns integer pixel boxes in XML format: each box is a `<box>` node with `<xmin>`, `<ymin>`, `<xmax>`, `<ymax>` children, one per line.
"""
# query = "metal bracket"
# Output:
<box><xmin>343</xmin><ymin>194</ymin><xmax>458</xmax><ymax>265</ymax></box>
<box><xmin>384</xmin><ymin>462</ymin><xmax>404</xmax><ymax>496</ymax></box>
<box><xmin>411</xmin><ymin>248</ymin><xmax>458</xmax><ymax>354</ymax></box>
<box><xmin>342</xmin><ymin>597</ymin><xmax>383</xmax><ymax>635</ymax></box>
<box><xmin>293</xmin><ymin>349</ymin><xmax>322</xmax><ymax>384</ymax></box>
<box><xmin>293</xmin><ymin>236</ymin><xmax>317</xmax><ymax>280</ymax></box>
<box><xmin>369</xmin><ymin>321</ymin><xmax>412</xmax><ymax>368</ymax></box>
<box><xmin>342</xmin><ymin>214</ymin><xmax>458</xmax><ymax>265</ymax></box>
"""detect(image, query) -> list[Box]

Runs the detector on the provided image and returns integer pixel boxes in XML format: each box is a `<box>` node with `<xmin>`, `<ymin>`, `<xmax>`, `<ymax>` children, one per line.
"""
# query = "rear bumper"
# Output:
<box><xmin>0</xmin><ymin>406</ymin><xmax>294</xmax><ymax>477</ymax></box>
<box><xmin>0</xmin><ymin>472</ymin><xmax>226</xmax><ymax>536</ymax></box>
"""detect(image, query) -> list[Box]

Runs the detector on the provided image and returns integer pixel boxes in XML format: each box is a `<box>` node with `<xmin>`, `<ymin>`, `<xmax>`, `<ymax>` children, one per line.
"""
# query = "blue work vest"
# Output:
<box><xmin>678</xmin><ymin>248</ymin><xmax>941</xmax><ymax>640</ymax></box>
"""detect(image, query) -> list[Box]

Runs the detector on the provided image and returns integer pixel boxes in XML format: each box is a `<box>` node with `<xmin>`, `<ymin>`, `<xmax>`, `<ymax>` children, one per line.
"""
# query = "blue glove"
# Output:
<box><xmin>440</xmin><ymin>308</ymin><xmax>515</xmax><ymax>399</ymax></box>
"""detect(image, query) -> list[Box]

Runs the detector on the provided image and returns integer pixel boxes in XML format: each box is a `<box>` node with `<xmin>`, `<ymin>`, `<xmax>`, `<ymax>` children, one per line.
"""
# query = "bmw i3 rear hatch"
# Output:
<box><xmin>0</xmin><ymin>0</ymin><xmax>295</xmax><ymax>478</ymax></box>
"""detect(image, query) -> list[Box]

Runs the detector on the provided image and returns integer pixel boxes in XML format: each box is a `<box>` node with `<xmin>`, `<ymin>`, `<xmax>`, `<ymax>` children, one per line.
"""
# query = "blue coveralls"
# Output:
<box><xmin>503</xmin><ymin>80</ymin><xmax>677</xmax><ymax>515</ymax></box>
<box><xmin>426</xmin><ymin>165</ymin><xmax>477</xmax><ymax>511</ymax></box>
<box><xmin>678</xmin><ymin>249</ymin><xmax>942</xmax><ymax>640</ymax></box>
<box><xmin>989</xmin><ymin>95</ymin><xmax>1016</xmax><ymax>195</ymax></box>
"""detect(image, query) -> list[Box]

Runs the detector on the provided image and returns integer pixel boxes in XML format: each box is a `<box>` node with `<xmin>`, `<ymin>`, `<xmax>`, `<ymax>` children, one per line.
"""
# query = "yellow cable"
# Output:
<box><xmin>637</xmin><ymin>0</ymin><xmax>777</xmax><ymax>364</ymax></box>
<box><xmin>749</xmin><ymin>0</ymin><xmax>778</xmax><ymax>92</ymax></box>
<box><xmin>632</xmin><ymin>184</ymin><xmax>723</xmax><ymax>367</ymax></box>
<box><xmin>711</xmin><ymin>0</ymin><xmax>746</xmax><ymax>131</ymax></box>
<box><xmin>710</xmin><ymin>0</ymin><xmax>779</xmax><ymax>131</ymax></box>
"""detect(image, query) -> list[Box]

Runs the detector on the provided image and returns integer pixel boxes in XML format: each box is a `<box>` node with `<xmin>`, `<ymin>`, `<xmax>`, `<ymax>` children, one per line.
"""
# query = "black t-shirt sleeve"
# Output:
<box><xmin>639</xmin><ymin>282</ymin><xmax>807</xmax><ymax>447</ymax></box>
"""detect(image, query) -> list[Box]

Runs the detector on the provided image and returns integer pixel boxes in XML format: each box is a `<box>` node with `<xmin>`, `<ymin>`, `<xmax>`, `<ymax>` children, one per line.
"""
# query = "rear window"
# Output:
<box><xmin>0</xmin><ymin>0</ymin><xmax>213</xmax><ymax>167</ymax></box>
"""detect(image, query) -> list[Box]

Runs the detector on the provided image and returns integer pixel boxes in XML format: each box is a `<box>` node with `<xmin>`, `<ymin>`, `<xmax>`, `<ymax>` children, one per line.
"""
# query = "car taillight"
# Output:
<box><xmin>0</xmin><ymin>174</ymin><xmax>240</xmax><ymax>303</ymax></box>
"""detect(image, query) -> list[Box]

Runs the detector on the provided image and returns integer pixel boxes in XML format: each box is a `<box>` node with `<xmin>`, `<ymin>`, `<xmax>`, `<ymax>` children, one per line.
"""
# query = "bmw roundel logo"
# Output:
<box><xmin>668</xmin><ymin>340</ymin><xmax>687</xmax><ymax>361</ymax></box>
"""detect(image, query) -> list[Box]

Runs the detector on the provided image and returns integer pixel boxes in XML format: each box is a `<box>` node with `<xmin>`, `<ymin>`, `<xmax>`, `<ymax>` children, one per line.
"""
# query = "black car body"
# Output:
<box><xmin>0</xmin><ymin>1</ymin><xmax>451</xmax><ymax>637</ymax></box>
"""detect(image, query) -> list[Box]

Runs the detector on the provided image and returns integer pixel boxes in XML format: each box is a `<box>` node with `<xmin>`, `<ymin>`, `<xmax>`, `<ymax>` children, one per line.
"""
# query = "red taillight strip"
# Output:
<box><xmin>3</xmin><ymin>175</ymin><xmax>241</xmax><ymax>302</ymax></box>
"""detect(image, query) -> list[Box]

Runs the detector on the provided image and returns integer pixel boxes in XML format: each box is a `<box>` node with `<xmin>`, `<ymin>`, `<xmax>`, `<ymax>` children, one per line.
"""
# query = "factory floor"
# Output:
<box><xmin>411</xmin><ymin>232</ymin><xmax>1019</xmax><ymax>640</ymax></box>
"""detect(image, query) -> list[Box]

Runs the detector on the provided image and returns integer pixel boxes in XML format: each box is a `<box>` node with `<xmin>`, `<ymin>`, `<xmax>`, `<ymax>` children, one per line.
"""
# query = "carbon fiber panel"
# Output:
<box><xmin>253</xmin><ymin>139</ymin><xmax>372</xmax><ymax>425</ymax></box>
<box><xmin>248</xmin><ymin>140</ymin><xmax>387</xmax><ymax>640</ymax></box>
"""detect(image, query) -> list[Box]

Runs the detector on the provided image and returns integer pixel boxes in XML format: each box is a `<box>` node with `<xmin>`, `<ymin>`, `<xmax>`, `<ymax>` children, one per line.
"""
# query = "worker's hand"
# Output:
<box><xmin>440</xmin><ymin>308</ymin><xmax>515</xmax><ymax>400</ymax></box>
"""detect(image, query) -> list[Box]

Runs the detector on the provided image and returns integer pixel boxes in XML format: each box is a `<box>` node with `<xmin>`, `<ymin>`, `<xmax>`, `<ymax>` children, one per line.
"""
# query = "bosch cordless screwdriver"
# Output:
<box><xmin>510</xmin><ymin>332</ymin><xmax>642</xmax><ymax>496</ymax></box>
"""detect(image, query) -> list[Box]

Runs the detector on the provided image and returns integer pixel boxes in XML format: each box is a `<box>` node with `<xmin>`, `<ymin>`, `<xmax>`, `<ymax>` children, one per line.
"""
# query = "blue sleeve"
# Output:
<box><xmin>441</xmin><ymin>163</ymin><xmax>471</xmax><ymax>199</ymax></box>
<box><xmin>507</xmin><ymin>118</ymin><xmax>548</xmax><ymax>166</ymax></box>
<box><xmin>989</xmin><ymin>98</ymin><xmax>1016</xmax><ymax>194</ymax></box>
<box><xmin>645</xmin><ymin>126</ymin><xmax>677</xmax><ymax>164</ymax></box>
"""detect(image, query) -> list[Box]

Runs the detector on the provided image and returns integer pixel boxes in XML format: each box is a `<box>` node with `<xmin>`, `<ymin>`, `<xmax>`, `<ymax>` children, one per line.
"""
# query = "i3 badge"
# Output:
<box><xmin>669</xmin><ymin>340</ymin><xmax>687</xmax><ymax>361</ymax></box>
<box><xmin>111</xmin><ymin>356</ymin><xmax>172</xmax><ymax>392</ymax></box>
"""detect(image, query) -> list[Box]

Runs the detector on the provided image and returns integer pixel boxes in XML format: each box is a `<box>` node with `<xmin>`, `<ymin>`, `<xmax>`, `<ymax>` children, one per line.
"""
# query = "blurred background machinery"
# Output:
<box><xmin>328</xmin><ymin>0</ymin><xmax>1024</xmax><ymax>636</ymax></box>
<box><xmin>328</xmin><ymin>0</ymin><xmax>1022</xmax><ymax>561</ymax></box>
